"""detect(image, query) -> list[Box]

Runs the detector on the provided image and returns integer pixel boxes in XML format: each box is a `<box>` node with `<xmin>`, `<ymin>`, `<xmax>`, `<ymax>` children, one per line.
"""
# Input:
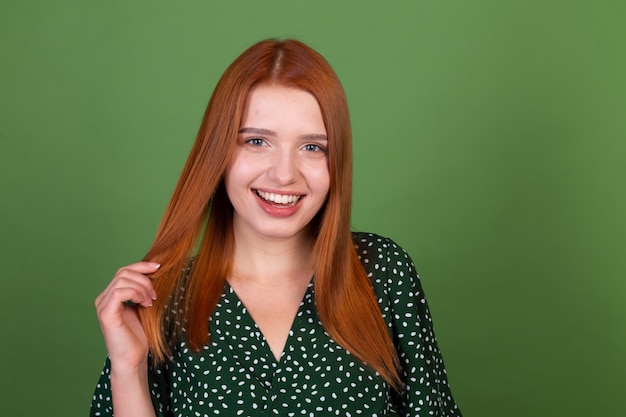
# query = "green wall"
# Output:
<box><xmin>1</xmin><ymin>1</ymin><xmax>624</xmax><ymax>416</ymax></box>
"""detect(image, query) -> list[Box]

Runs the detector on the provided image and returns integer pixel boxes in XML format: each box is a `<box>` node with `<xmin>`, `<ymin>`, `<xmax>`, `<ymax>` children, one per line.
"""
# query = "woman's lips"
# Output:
<box><xmin>255</xmin><ymin>189</ymin><xmax>303</xmax><ymax>207</ymax></box>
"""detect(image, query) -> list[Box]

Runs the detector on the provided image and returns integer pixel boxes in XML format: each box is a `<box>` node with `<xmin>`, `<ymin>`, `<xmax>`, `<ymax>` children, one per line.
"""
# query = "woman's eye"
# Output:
<box><xmin>246</xmin><ymin>137</ymin><xmax>266</xmax><ymax>147</ymax></box>
<box><xmin>302</xmin><ymin>143</ymin><xmax>327</xmax><ymax>153</ymax></box>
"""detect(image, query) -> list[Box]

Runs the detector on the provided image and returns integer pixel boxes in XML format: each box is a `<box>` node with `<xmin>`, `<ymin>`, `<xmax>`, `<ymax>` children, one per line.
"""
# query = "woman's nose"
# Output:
<box><xmin>268</xmin><ymin>149</ymin><xmax>298</xmax><ymax>185</ymax></box>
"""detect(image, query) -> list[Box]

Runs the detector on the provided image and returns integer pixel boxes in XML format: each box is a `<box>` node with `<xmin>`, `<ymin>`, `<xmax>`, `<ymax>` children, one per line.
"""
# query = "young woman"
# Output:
<box><xmin>91</xmin><ymin>39</ymin><xmax>462</xmax><ymax>417</ymax></box>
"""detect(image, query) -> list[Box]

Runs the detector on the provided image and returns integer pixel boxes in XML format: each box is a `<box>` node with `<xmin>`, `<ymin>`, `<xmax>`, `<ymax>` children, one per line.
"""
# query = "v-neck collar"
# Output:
<box><xmin>222</xmin><ymin>280</ymin><xmax>315</xmax><ymax>366</ymax></box>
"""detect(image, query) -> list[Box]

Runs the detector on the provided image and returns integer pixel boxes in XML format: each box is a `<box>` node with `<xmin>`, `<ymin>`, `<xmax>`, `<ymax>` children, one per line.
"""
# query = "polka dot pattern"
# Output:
<box><xmin>91</xmin><ymin>232</ymin><xmax>462</xmax><ymax>416</ymax></box>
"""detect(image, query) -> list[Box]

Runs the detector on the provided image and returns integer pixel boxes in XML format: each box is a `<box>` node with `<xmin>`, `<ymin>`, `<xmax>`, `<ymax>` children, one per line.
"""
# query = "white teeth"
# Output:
<box><xmin>256</xmin><ymin>190</ymin><xmax>301</xmax><ymax>205</ymax></box>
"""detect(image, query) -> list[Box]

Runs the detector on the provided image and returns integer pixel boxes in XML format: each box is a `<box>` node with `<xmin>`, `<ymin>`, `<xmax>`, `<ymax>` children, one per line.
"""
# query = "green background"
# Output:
<box><xmin>1</xmin><ymin>1</ymin><xmax>624</xmax><ymax>416</ymax></box>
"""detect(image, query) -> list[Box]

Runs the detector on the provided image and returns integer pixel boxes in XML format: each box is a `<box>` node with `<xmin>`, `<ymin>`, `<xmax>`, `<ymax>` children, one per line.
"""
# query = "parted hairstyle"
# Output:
<box><xmin>138</xmin><ymin>39</ymin><xmax>402</xmax><ymax>390</ymax></box>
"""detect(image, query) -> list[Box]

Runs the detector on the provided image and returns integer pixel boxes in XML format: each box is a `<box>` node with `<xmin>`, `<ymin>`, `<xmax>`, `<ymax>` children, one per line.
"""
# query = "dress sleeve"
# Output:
<box><xmin>356</xmin><ymin>233</ymin><xmax>462</xmax><ymax>416</ymax></box>
<box><xmin>89</xmin><ymin>355</ymin><xmax>172</xmax><ymax>417</ymax></box>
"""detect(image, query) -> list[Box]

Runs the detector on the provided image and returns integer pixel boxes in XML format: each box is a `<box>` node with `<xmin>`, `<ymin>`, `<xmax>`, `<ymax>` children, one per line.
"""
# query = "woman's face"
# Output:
<box><xmin>225</xmin><ymin>84</ymin><xmax>330</xmax><ymax>242</ymax></box>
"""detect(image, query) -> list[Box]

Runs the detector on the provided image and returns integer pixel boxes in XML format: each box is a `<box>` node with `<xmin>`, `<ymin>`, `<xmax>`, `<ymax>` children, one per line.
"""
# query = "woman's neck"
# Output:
<box><xmin>230</xmin><ymin>227</ymin><xmax>315</xmax><ymax>285</ymax></box>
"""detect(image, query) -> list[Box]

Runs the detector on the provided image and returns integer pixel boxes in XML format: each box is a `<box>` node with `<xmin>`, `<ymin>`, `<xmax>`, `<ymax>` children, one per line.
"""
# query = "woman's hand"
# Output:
<box><xmin>95</xmin><ymin>262</ymin><xmax>160</xmax><ymax>370</ymax></box>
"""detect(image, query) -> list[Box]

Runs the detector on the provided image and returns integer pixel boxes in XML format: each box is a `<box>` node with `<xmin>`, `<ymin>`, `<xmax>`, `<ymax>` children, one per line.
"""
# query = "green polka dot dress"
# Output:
<box><xmin>91</xmin><ymin>233</ymin><xmax>462</xmax><ymax>416</ymax></box>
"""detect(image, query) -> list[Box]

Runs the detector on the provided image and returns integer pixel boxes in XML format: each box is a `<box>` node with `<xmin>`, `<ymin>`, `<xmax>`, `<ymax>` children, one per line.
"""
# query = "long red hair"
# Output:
<box><xmin>139</xmin><ymin>39</ymin><xmax>401</xmax><ymax>389</ymax></box>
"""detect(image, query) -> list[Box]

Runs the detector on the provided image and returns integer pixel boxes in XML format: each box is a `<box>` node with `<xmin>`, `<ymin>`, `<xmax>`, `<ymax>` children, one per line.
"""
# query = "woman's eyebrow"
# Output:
<box><xmin>239</xmin><ymin>127</ymin><xmax>276</xmax><ymax>136</ymax></box>
<box><xmin>301</xmin><ymin>134</ymin><xmax>328</xmax><ymax>141</ymax></box>
<box><xmin>239</xmin><ymin>128</ymin><xmax>327</xmax><ymax>141</ymax></box>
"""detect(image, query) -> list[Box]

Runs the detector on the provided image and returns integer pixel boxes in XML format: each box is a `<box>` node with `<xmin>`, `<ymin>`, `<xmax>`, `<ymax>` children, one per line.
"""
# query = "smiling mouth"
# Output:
<box><xmin>255</xmin><ymin>190</ymin><xmax>302</xmax><ymax>206</ymax></box>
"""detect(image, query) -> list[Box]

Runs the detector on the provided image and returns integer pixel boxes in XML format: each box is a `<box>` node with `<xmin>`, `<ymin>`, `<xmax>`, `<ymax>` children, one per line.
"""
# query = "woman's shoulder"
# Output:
<box><xmin>351</xmin><ymin>231</ymin><xmax>410</xmax><ymax>259</ymax></box>
<box><xmin>351</xmin><ymin>231</ymin><xmax>417</xmax><ymax>278</ymax></box>
<box><xmin>351</xmin><ymin>231</ymin><xmax>395</xmax><ymax>251</ymax></box>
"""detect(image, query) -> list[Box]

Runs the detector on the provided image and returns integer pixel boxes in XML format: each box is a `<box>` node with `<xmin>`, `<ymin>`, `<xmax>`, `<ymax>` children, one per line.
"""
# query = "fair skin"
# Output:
<box><xmin>94</xmin><ymin>262</ymin><xmax>159</xmax><ymax>417</ymax></box>
<box><xmin>225</xmin><ymin>83</ymin><xmax>330</xmax><ymax>360</ymax></box>
<box><xmin>95</xmin><ymin>84</ymin><xmax>329</xmax><ymax>415</ymax></box>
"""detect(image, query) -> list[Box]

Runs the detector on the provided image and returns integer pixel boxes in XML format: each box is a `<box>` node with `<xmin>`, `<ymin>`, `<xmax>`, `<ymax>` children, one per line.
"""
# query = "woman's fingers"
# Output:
<box><xmin>94</xmin><ymin>262</ymin><xmax>161</xmax><ymax>369</ymax></box>
<box><xmin>96</xmin><ymin>262</ymin><xmax>160</xmax><ymax>307</ymax></box>
<box><xmin>97</xmin><ymin>277</ymin><xmax>153</xmax><ymax>309</ymax></box>
<box><xmin>95</xmin><ymin>261</ymin><xmax>162</xmax><ymax>332</ymax></box>
<box><xmin>116</xmin><ymin>261</ymin><xmax>161</xmax><ymax>276</ymax></box>
<box><xmin>96</xmin><ymin>287</ymin><xmax>151</xmax><ymax>312</ymax></box>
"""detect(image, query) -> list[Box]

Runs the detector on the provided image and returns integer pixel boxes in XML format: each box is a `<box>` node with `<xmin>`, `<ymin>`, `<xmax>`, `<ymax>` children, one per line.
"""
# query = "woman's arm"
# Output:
<box><xmin>92</xmin><ymin>262</ymin><xmax>161</xmax><ymax>417</ymax></box>
<box><xmin>108</xmin><ymin>359</ymin><xmax>156</xmax><ymax>417</ymax></box>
